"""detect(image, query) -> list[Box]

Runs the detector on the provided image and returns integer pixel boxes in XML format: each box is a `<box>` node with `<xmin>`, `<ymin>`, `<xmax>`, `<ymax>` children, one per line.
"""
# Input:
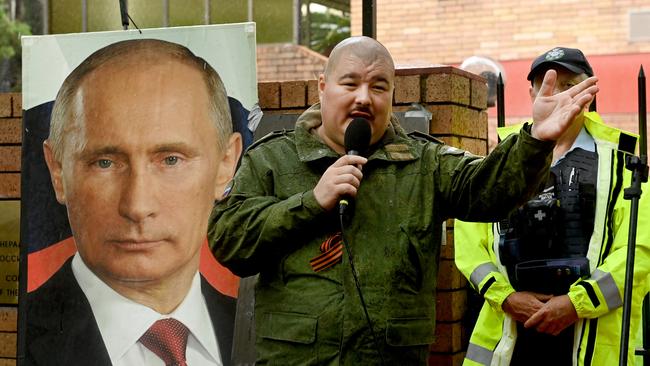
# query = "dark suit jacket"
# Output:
<box><xmin>25</xmin><ymin>258</ymin><xmax>236</xmax><ymax>366</ymax></box>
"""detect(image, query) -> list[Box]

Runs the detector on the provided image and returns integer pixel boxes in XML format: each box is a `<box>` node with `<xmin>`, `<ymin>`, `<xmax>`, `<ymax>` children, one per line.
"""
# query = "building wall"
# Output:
<box><xmin>350</xmin><ymin>0</ymin><xmax>650</xmax><ymax>65</ymax></box>
<box><xmin>350</xmin><ymin>0</ymin><xmax>650</xmax><ymax>150</ymax></box>
<box><xmin>0</xmin><ymin>65</ymin><xmax>487</xmax><ymax>366</ymax></box>
<box><xmin>257</xmin><ymin>43</ymin><xmax>328</xmax><ymax>82</ymax></box>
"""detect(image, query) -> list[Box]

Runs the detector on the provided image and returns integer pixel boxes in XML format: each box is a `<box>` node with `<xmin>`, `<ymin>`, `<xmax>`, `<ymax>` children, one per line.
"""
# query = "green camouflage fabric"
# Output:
<box><xmin>209</xmin><ymin>103</ymin><xmax>554</xmax><ymax>365</ymax></box>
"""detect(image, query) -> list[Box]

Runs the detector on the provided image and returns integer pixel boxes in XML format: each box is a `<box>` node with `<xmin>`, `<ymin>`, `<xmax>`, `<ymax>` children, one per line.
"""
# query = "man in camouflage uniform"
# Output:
<box><xmin>209</xmin><ymin>37</ymin><xmax>599</xmax><ymax>365</ymax></box>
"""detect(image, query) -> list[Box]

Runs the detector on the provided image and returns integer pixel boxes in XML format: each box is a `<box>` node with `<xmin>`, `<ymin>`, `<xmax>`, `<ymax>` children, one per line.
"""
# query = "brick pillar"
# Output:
<box><xmin>257</xmin><ymin>79</ymin><xmax>320</xmax><ymax>112</ymax></box>
<box><xmin>0</xmin><ymin>93</ymin><xmax>21</xmax><ymax>199</ymax></box>
<box><xmin>0</xmin><ymin>92</ymin><xmax>22</xmax><ymax>366</ymax></box>
<box><xmin>392</xmin><ymin>66</ymin><xmax>488</xmax><ymax>365</ymax></box>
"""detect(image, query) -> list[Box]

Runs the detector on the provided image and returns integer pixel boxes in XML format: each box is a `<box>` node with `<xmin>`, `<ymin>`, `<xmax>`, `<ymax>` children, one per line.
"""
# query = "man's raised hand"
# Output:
<box><xmin>531</xmin><ymin>70</ymin><xmax>599</xmax><ymax>141</ymax></box>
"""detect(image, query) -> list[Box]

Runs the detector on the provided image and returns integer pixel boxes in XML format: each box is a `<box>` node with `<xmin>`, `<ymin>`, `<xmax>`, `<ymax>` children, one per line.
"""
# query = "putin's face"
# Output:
<box><xmin>45</xmin><ymin>58</ymin><xmax>237</xmax><ymax>289</ymax></box>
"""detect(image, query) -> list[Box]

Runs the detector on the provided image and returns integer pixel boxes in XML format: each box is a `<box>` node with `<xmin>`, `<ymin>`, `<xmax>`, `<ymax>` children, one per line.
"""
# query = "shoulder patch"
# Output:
<box><xmin>618</xmin><ymin>132</ymin><xmax>637</xmax><ymax>155</ymax></box>
<box><xmin>408</xmin><ymin>130</ymin><xmax>443</xmax><ymax>144</ymax></box>
<box><xmin>385</xmin><ymin>144</ymin><xmax>410</xmax><ymax>152</ymax></box>
<box><xmin>248</xmin><ymin>129</ymin><xmax>292</xmax><ymax>150</ymax></box>
<box><xmin>438</xmin><ymin>145</ymin><xmax>467</xmax><ymax>156</ymax></box>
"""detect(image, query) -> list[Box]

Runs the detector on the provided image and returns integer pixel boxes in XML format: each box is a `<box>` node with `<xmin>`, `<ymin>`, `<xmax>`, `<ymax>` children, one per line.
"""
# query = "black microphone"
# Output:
<box><xmin>339</xmin><ymin>118</ymin><xmax>371</xmax><ymax>213</ymax></box>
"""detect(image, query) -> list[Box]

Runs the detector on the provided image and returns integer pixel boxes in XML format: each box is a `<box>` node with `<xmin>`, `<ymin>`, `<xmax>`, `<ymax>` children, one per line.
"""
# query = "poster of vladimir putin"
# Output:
<box><xmin>19</xmin><ymin>24</ymin><xmax>257</xmax><ymax>365</ymax></box>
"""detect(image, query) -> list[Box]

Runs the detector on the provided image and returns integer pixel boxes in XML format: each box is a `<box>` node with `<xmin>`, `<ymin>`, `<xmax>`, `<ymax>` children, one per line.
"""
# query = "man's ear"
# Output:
<box><xmin>214</xmin><ymin>132</ymin><xmax>243</xmax><ymax>200</ymax></box>
<box><xmin>43</xmin><ymin>140</ymin><xmax>67</xmax><ymax>204</ymax></box>
<box><xmin>529</xmin><ymin>85</ymin><xmax>537</xmax><ymax>103</ymax></box>
<box><xmin>318</xmin><ymin>73</ymin><xmax>326</xmax><ymax>101</ymax></box>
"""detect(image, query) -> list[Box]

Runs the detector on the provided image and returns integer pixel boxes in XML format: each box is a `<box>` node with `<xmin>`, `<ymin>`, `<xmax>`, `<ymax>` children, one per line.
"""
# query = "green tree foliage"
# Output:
<box><xmin>309</xmin><ymin>10</ymin><xmax>349</xmax><ymax>56</ymax></box>
<box><xmin>0</xmin><ymin>4</ymin><xmax>31</xmax><ymax>91</ymax></box>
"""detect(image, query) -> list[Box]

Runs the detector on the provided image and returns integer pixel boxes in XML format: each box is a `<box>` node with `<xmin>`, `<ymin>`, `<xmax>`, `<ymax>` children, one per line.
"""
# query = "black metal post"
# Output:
<box><xmin>362</xmin><ymin>0</ymin><xmax>376</xmax><ymax>38</ymax></box>
<box><xmin>640</xmin><ymin>66</ymin><xmax>648</xmax><ymax>157</ymax></box>
<box><xmin>497</xmin><ymin>73</ymin><xmax>505</xmax><ymax>128</ymax></box>
<box><xmin>119</xmin><ymin>0</ymin><xmax>128</xmax><ymax>30</ymax></box>
<box><xmin>619</xmin><ymin>65</ymin><xmax>649</xmax><ymax>366</ymax></box>
<box><xmin>641</xmin><ymin>295</ymin><xmax>650</xmax><ymax>365</ymax></box>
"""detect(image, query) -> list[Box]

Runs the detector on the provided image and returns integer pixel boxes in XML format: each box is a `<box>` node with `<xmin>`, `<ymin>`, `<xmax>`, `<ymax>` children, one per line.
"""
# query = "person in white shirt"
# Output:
<box><xmin>26</xmin><ymin>38</ymin><xmax>242</xmax><ymax>366</ymax></box>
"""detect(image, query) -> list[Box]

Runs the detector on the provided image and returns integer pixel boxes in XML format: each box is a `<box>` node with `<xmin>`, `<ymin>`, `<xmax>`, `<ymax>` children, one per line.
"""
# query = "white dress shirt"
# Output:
<box><xmin>552</xmin><ymin>126</ymin><xmax>596</xmax><ymax>166</ymax></box>
<box><xmin>72</xmin><ymin>253</ymin><xmax>222</xmax><ymax>365</ymax></box>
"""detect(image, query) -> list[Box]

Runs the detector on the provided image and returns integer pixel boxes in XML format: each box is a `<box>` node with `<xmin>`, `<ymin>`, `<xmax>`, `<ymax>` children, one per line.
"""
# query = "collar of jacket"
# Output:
<box><xmin>294</xmin><ymin>103</ymin><xmax>420</xmax><ymax>163</ymax></box>
<box><xmin>497</xmin><ymin>112</ymin><xmax>639</xmax><ymax>152</ymax></box>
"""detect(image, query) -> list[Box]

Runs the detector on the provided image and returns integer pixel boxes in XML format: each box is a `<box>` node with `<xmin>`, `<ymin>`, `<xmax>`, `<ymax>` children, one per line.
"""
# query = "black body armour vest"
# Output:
<box><xmin>499</xmin><ymin>147</ymin><xmax>598</xmax><ymax>293</ymax></box>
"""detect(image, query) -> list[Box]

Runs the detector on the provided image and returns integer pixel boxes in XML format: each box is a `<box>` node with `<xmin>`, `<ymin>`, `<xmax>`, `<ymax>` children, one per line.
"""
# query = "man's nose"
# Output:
<box><xmin>354</xmin><ymin>85</ymin><xmax>371</xmax><ymax>106</ymax></box>
<box><xmin>118</xmin><ymin>166</ymin><xmax>158</xmax><ymax>223</ymax></box>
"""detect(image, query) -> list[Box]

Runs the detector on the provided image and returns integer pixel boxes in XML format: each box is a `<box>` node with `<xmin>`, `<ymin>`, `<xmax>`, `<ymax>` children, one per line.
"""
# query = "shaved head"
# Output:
<box><xmin>324</xmin><ymin>36</ymin><xmax>395</xmax><ymax>80</ymax></box>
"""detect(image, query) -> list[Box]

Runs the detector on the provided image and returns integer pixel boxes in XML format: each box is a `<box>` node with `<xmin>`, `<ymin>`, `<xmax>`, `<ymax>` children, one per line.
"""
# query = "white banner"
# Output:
<box><xmin>22</xmin><ymin>23</ymin><xmax>258</xmax><ymax>110</ymax></box>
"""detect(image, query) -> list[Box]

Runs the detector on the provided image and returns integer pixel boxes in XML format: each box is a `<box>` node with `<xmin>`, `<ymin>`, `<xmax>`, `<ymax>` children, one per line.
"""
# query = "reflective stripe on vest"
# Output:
<box><xmin>470</xmin><ymin>262</ymin><xmax>499</xmax><ymax>289</ymax></box>
<box><xmin>466</xmin><ymin>342</ymin><xmax>494</xmax><ymax>366</ymax></box>
<box><xmin>591</xmin><ymin>269</ymin><xmax>623</xmax><ymax>310</ymax></box>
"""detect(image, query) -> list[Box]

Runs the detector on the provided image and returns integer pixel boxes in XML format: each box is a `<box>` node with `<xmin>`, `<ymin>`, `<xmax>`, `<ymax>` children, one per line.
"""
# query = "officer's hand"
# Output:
<box><xmin>531</xmin><ymin>70</ymin><xmax>599</xmax><ymax>141</ymax></box>
<box><xmin>313</xmin><ymin>155</ymin><xmax>367</xmax><ymax>211</ymax></box>
<box><xmin>502</xmin><ymin>291</ymin><xmax>553</xmax><ymax>323</ymax></box>
<box><xmin>524</xmin><ymin>294</ymin><xmax>578</xmax><ymax>335</ymax></box>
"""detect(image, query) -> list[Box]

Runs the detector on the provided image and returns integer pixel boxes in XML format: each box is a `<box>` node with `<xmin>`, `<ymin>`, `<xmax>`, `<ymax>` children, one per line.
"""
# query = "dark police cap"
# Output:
<box><xmin>527</xmin><ymin>47</ymin><xmax>594</xmax><ymax>81</ymax></box>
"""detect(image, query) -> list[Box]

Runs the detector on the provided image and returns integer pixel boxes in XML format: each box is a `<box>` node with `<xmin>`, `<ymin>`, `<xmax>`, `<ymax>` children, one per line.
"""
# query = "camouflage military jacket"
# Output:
<box><xmin>209</xmin><ymin>103</ymin><xmax>554</xmax><ymax>365</ymax></box>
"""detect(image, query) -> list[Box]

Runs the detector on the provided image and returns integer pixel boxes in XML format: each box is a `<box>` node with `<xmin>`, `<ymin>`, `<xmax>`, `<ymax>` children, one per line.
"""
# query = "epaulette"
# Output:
<box><xmin>248</xmin><ymin>129</ymin><xmax>293</xmax><ymax>150</ymax></box>
<box><xmin>618</xmin><ymin>132</ymin><xmax>637</xmax><ymax>155</ymax></box>
<box><xmin>409</xmin><ymin>130</ymin><xmax>472</xmax><ymax>156</ymax></box>
<box><xmin>408</xmin><ymin>130</ymin><xmax>443</xmax><ymax>144</ymax></box>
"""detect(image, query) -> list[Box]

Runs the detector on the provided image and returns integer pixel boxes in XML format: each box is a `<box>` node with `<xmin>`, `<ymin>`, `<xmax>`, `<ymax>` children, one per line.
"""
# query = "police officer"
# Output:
<box><xmin>210</xmin><ymin>38</ymin><xmax>598</xmax><ymax>365</ymax></box>
<box><xmin>455</xmin><ymin>47</ymin><xmax>650</xmax><ymax>365</ymax></box>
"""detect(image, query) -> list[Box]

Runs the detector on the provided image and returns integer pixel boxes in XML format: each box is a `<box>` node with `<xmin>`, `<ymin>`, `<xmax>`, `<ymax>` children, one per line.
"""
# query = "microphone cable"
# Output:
<box><xmin>338</xmin><ymin>201</ymin><xmax>386</xmax><ymax>365</ymax></box>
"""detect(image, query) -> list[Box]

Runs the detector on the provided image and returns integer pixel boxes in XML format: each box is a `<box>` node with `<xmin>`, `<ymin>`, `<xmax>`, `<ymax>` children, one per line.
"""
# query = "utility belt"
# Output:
<box><xmin>498</xmin><ymin>198</ymin><xmax>592</xmax><ymax>294</ymax></box>
<box><xmin>514</xmin><ymin>257</ymin><xmax>590</xmax><ymax>295</ymax></box>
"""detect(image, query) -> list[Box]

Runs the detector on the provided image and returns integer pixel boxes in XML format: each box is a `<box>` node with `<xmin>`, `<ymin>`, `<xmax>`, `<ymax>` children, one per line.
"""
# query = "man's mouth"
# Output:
<box><xmin>110</xmin><ymin>238</ymin><xmax>166</xmax><ymax>250</ymax></box>
<box><xmin>350</xmin><ymin>110</ymin><xmax>373</xmax><ymax>120</ymax></box>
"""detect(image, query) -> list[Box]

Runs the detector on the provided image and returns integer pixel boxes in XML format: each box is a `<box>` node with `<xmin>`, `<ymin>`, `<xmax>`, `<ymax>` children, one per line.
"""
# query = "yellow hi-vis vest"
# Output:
<box><xmin>455</xmin><ymin>112</ymin><xmax>650</xmax><ymax>366</ymax></box>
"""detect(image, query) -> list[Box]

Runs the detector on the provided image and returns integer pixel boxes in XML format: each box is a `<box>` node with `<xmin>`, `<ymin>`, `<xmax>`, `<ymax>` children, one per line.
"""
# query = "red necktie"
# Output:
<box><xmin>139</xmin><ymin>318</ymin><xmax>190</xmax><ymax>366</ymax></box>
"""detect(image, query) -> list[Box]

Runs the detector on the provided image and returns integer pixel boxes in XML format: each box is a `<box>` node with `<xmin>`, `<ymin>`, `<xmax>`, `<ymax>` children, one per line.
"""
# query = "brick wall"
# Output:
<box><xmin>257</xmin><ymin>43</ymin><xmax>328</xmax><ymax>82</ymax></box>
<box><xmin>0</xmin><ymin>66</ymin><xmax>487</xmax><ymax>366</ymax></box>
<box><xmin>350</xmin><ymin>0</ymin><xmax>650</xmax><ymax>65</ymax></box>
<box><xmin>258</xmin><ymin>66</ymin><xmax>488</xmax><ymax>154</ymax></box>
<box><xmin>0</xmin><ymin>93</ymin><xmax>21</xmax><ymax>366</ymax></box>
